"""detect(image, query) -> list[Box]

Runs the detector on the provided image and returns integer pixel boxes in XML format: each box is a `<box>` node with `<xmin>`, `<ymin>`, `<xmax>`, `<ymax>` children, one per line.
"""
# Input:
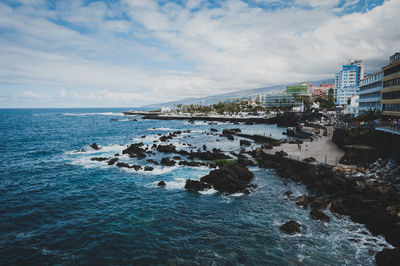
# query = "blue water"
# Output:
<box><xmin>0</xmin><ymin>108</ymin><xmax>389</xmax><ymax>265</ymax></box>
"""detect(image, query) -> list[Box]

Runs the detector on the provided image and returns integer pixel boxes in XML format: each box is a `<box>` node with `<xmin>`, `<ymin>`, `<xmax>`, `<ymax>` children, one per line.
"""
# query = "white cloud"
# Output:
<box><xmin>0</xmin><ymin>0</ymin><xmax>398</xmax><ymax>107</ymax></box>
<box><xmin>23</xmin><ymin>91</ymin><xmax>50</xmax><ymax>99</ymax></box>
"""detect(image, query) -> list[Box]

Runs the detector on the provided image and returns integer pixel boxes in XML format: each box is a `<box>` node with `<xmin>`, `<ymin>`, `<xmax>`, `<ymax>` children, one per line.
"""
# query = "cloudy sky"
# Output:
<box><xmin>0</xmin><ymin>0</ymin><xmax>398</xmax><ymax>108</ymax></box>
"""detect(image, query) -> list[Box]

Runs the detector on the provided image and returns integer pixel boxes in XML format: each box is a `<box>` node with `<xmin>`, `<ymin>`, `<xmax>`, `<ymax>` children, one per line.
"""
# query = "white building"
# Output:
<box><xmin>334</xmin><ymin>60</ymin><xmax>365</xmax><ymax>106</ymax></box>
<box><xmin>343</xmin><ymin>95</ymin><xmax>359</xmax><ymax>116</ymax></box>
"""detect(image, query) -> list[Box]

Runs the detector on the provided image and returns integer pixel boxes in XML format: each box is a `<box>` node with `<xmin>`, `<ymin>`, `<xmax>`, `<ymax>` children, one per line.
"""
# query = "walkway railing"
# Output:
<box><xmin>376</xmin><ymin>121</ymin><xmax>400</xmax><ymax>133</ymax></box>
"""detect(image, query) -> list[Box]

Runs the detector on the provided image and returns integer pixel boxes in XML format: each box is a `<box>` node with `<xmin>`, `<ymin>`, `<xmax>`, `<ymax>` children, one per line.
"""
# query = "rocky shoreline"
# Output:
<box><xmin>83</xmin><ymin>123</ymin><xmax>398</xmax><ymax>265</ymax></box>
<box><xmin>253</xmin><ymin>150</ymin><xmax>400</xmax><ymax>265</ymax></box>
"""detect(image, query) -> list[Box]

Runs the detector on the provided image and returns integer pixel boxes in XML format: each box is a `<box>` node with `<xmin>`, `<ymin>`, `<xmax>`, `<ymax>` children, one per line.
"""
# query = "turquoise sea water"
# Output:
<box><xmin>0</xmin><ymin>108</ymin><xmax>389</xmax><ymax>265</ymax></box>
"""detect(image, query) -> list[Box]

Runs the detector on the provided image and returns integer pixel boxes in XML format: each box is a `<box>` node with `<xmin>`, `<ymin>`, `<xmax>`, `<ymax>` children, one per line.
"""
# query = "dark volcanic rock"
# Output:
<box><xmin>310</xmin><ymin>209</ymin><xmax>330</xmax><ymax>222</ymax></box>
<box><xmin>90</xmin><ymin>143</ymin><xmax>101</xmax><ymax>150</ymax></box>
<box><xmin>263</xmin><ymin>143</ymin><xmax>273</xmax><ymax>149</ymax></box>
<box><xmin>157</xmin><ymin>144</ymin><xmax>176</xmax><ymax>153</ymax></box>
<box><xmin>303</xmin><ymin>157</ymin><xmax>316</xmax><ymax>163</ymax></box>
<box><xmin>237</xmin><ymin>154</ymin><xmax>257</xmax><ymax>166</ymax></box>
<box><xmin>146</xmin><ymin>159</ymin><xmax>160</xmax><ymax>165</ymax></box>
<box><xmin>284</xmin><ymin>191</ymin><xmax>292</xmax><ymax>197</ymax></box>
<box><xmin>116</xmin><ymin>162</ymin><xmax>130</xmax><ymax>168</ymax></box>
<box><xmin>280</xmin><ymin>220</ymin><xmax>301</xmax><ymax>234</ymax></box>
<box><xmin>210</xmin><ymin>128</ymin><xmax>218</xmax><ymax>132</ymax></box>
<box><xmin>184</xmin><ymin>179</ymin><xmax>211</xmax><ymax>191</ymax></box>
<box><xmin>157</xmin><ymin>180</ymin><xmax>166</xmax><ymax>186</ymax></box>
<box><xmin>188</xmin><ymin>151</ymin><xmax>231</xmax><ymax>161</ymax></box>
<box><xmin>108</xmin><ymin>158</ymin><xmax>119</xmax><ymax>165</ymax></box>
<box><xmin>173</xmin><ymin>156</ymin><xmax>181</xmax><ymax>160</ymax></box>
<box><xmin>222</xmin><ymin>128</ymin><xmax>241</xmax><ymax>135</ymax></box>
<box><xmin>240</xmin><ymin>139</ymin><xmax>251</xmax><ymax>146</ymax></box>
<box><xmin>275</xmin><ymin>151</ymin><xmax>288</xmax><ymax>157</ymax></box>
<box><xmin>295</xmin><ymin>195</ymin><xmax>312</xmax><ymax>207</ymax></box>
<box><xmin>227</xmin><ymin>135</ymin><xmax>234</xmax><ymax>141</ymax></box>
<box><xmin>203</xmin><ymin>145</ymin><xmax>207</xmax><ymax>150</ymax></box>
<box><xmin>160</xmin><ymin>158</ymin><xmax>176</xmax><ymax>166</ymax></box>
<box><xmin>199</xmin><ymin>162</ymin><xmax>254</xmax><ymax>194</ymax></box>
<box><xmin>131</xmin><ymin>165</ymin><xmax>142</xmax><ymax>171</ymax></box>
<box><xmin>122</xmin><ymin>143</ymin><xmax>147</xmax><ymax>158</ymax></box>
<box><xmin>375</xmin><ymin>248</ymin><xmax>400</xmax><ymax>266</ymax></box>
<box><xmin>144</xmin><ymin>166</ymin><xmax>154</xmax><ymax>171</ymax></box>
<box><xmin>90</xmin><ymin>157</ymin><xmax>108</xmax><ymax>161</ymax></box>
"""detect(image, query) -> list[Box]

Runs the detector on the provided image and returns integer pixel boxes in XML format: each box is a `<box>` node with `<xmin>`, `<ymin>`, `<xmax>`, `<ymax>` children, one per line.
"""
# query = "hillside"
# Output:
<box><xmin>142</xmin><ymin>79</ymin><xmax>334</xmax><ymax>109</ymax></box>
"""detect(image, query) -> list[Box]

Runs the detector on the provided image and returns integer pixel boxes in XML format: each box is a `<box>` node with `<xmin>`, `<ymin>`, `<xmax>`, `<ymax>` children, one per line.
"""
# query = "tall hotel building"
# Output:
<box><xmin>334</xmin><ymin>60</ymin><xmax>364</xmax><ymax>105</ymax></box>
<box><xmin>381</xmin><ymin>52</ymin><xmax>400</xmax><ymax>117</ymax></box>
<box><xmin>358</xmin><ymin>71</ymin><xmax>383</xmax><ymax>114</ymax></box>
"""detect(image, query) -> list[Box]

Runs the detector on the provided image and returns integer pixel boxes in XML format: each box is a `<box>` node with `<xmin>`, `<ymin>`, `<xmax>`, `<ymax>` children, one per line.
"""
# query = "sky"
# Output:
<box><xmin>0</xmin><ymin>0</ymin><xmax>398</xmax><ymax>108</ymax></box>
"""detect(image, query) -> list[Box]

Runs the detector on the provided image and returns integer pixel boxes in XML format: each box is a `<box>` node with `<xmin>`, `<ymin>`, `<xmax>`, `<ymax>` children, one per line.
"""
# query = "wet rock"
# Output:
<box><xmin>116</xmin><ymin>162</ymin><xmax>130</xmax><ymax>168</ymax></box>
<box><xmin>146</xmin><ymin>159</ymin><xmax>159</xmax><ymax>165</ymax></box>
<box><xmin>157</xmin><ymin>144</ymin><xmax>177</xmax><ymax>153</ymax></box>
<box><xmin>114</xmin><ymin>153</ymin><xmax>120</xmax><ymax>157</ymax></box>
<box><xmin>159</xmin><ymin>135</ymin><xmax>170</xmax><ymax>142</ymax></box>
<box><xmin>189</xmin><ymin>150</ymin><xmax>232</xmax><ymax>161</ymax></box>
<box><xmin>310</xmin><ymin>199</ymin><xmax>330</xmax><ymax>210</ymax></box>
<box><xmin>122</xmin><ymin>143</ymin><xmax>147</xmax><ymax>158</ymax></box>
<box><xmin>280</xmin><ymin>220</ymin><xmax>301</xmax><ymax>234</ymax></box>
<box><xmin>210</xmin><ymin>128</ymin><xmax>218</xmax><ymax>132</ymax></box>
<box><xmin>144</xmin><ymin>166</ymin><xmax>154</xmax><ymax>171</ymax></box>
<box><xmin>161</xmin><ymin>158</ymin><xmax>176</xmax><ymax>166</ymax></box>
<box><xmin>177</xmin><ymin>150</ymin><xmax>190</xmax><ymax>156</ymax></box>
<box><xmin>275</xmin><ymin>151</ymin><xmax>288</xmax><ymax>157</ymax></box>
<box><xmin>90</xmin><ymin>157</ymin><xmax>108</xmax><ymax>161</ymax></box>
<box><xmin>90</xmin><ymin>143</ymin><xmax>101</xmax><ymax>150</ymax></box>
<box><xmin>199</xmin><ymin>162</ymin><xmax>254</xmax><ymax>194</ymax></box>
<box><xmin>157</xmin><ymin>180</ymin><xmax>166</xmax><ymax>186</ymax></box>
<box><xmin>240</xmin><ymin>139</ymin><xmax>251</xmax><ymax>146</ymax></box>
<box><xmin>108</xmin><ymin>158</ymin><xmax>119</xmax><ymax>165</ymax></box>
<box><xmin>203</xmin><ymin>145</ymin><xmax>207</xmax><ymax>150</ymax></box>
<box><xmin>184</xmin><ymin>179</ymin><xmax>211</xmax><ymax>191</ymax></box>
<box><xmin>375</xmin><ymin>248</ymin><xmax>400</xmax><ymax>266</ymax></box>
<box><xmin>295</xmin><ymin>195</ymin><xmax>311</xmax><ymax>207</ymax></box>
<box><xmin>237</xmin><ymin>154</ymin><xmax>257</xmax><ymax>166</ymax></box>
<box><xmin>222</xmin><ymin>128</ymin><xmax>241</xmax><ymax>135</ymax></box>
<box><xmin>310</xmin><ymin>209</ymin><xmax>330</xmax><ymax>222</ymax></box>
<box><xmin>303</xmin><ymin>157</ymin><xmax>316</xmax><ymax>163</ymax></box>
<box><xmin>263</xmin><ymin>143</ymin><xmax>273</xmax><ymax>149</ymax></box>
<box><xmin>173</xmin><ymin>156</ymin><xmax>181</xmax><ymax>160</ymax></box>
<box><xmin>131</xmin><ymin>165</ymin><xmax>142</xmax><ymax>171</ymax></box>
<box><xmin>227</xmin><ymin>135</ymin><xmax>234</xmax><ymax>141</ymax></box>
<box><xmin>284</xmin><ymin>191</ymin><xmax>292</xmax><ymax>197</ymax></box>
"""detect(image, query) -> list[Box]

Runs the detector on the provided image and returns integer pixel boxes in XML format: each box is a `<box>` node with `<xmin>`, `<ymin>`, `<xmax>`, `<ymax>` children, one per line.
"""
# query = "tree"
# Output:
<box><xmin>327</xmin><ymin>88</ymin><xmax>335</xmax><ymax>110</ymax></box>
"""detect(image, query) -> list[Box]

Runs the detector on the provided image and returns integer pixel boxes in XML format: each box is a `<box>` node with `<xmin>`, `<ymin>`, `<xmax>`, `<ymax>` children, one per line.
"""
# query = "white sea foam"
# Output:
<box><xmin>199</xmin><ymin>188</ymin><xmax>218</xmax><ymax>195</ymax></box>
<box><xmin>139</xmin><ymin>166</ymin><xmax>180</xmax><ymax>175</ymax></box>
<box><xmin>65</xmin><ymin>144</ymin><xmax>125</xmax><ymax>155</ymax></box>
<box><xmin>162</xmin><ymin>178</ymin><xmax>187</xmax><ymax>190</ymax></box>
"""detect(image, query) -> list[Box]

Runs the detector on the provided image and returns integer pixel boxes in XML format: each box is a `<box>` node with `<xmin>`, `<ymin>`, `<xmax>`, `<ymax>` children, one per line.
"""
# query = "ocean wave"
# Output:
<box><xmin>65</xmin><ymin>144</ymin><xmax>126</xmax><ymax>155</ymax></box>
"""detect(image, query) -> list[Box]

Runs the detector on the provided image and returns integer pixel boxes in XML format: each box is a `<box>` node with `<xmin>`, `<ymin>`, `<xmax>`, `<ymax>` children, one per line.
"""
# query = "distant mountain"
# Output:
<box><xmin>142</xmin><ymin>79</ymin><xmax>334</xmax><ymax>109</ymax></box>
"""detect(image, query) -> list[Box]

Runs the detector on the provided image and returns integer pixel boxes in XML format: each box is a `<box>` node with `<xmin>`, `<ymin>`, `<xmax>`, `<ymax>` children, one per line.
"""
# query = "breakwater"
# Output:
<box><xmin>140</xmin><ymin>114</ymin><xmax>277</xmax><ymax>124</ymax></box>
<box><xmin>254</xmin><ymin>150</ymin><xmax>400</xmax><ymax>265</ymax></box>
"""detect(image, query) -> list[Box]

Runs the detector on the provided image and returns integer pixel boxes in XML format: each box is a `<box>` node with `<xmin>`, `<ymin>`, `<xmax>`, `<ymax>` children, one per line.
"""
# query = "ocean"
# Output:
<box><xmin>0</xmin><ymin>108</ymin><xmax>389</xmax><ymax>265</ymax></box>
